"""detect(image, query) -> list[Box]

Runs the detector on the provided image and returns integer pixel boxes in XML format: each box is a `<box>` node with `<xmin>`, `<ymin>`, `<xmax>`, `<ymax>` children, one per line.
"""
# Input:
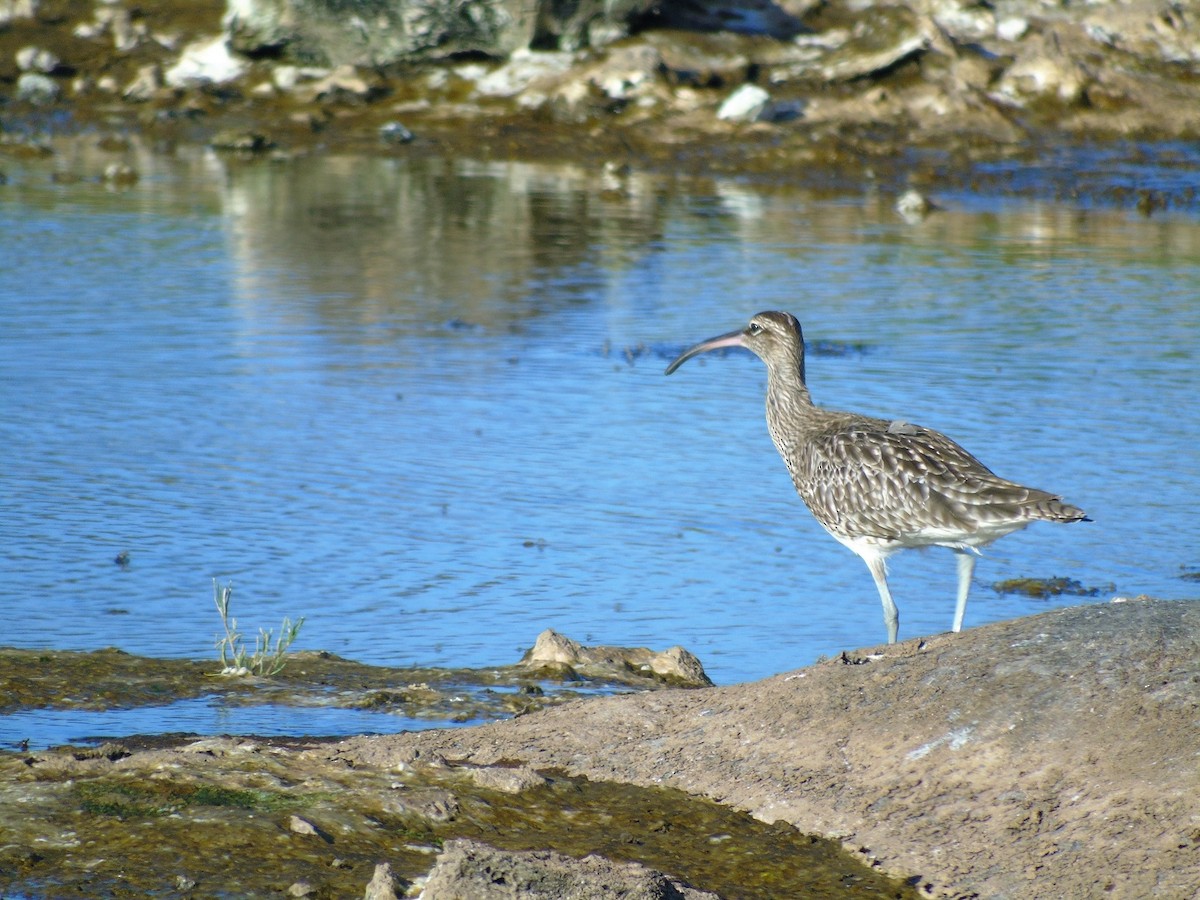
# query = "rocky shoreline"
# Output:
<box><xmin>3</xmin><ymin>599</ymin><xmax>1198</xmax><ymax>897</ymax></box>
<box><xmin>3</xmin><ymin>0</ymin><xmax>1200</xmax><ymax>209</ymax></box>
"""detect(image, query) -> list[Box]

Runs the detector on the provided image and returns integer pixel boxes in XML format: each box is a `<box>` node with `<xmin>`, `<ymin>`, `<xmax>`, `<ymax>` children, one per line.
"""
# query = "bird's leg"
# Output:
<box><xmin>952</xmin><ymin>550</ymin><xmax>977</xmax><ymax>633</ymax></box>
<box><xmin>865</xmin><ymin>554</ymin><xmax>899</xmax><ymax>644</ymax></box>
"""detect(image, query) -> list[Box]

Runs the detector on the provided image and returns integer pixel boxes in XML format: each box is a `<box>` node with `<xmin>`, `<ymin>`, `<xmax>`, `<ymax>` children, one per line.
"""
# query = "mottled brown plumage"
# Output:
<box><xmin>665</xmin><ymin>311</ymin><xmax>1088</xmax><ymax>643</ymax></box>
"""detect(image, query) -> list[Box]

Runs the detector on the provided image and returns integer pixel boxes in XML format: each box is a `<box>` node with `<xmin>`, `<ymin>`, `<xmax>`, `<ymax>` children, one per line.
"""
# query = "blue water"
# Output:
<box><xmin>0</xmin><ymin>698</ymin><xmax>425</xmax><ymax>751</ymax></box>
<box><xmin>2</xmin><ymin>144</ymin><xmax>1198</xmax><ymax>750</ymax></box>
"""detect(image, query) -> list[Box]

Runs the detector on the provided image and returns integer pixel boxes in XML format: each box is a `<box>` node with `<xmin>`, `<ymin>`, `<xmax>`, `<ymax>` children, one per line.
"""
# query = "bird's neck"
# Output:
<box><xmin>764</xmin><ymin>361</ymin><xmax>817</xmax><ymax>453</ymax></box>
<box><xmin>765</xmin><ymin>359</ymin><xmax>813</xmax><ymax>408</ymax></box>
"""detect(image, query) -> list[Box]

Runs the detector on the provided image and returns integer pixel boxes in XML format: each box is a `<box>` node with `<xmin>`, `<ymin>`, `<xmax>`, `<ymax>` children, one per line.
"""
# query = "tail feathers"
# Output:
<box><xmin>1027</xmin><ymin>496</ymin><xmax>1089</xmax><ymax>523</ymax></box>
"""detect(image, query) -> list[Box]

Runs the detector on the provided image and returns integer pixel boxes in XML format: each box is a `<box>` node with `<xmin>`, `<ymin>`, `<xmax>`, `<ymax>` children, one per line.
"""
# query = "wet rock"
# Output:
<box><xmin>420</xmin><ymin>839</ymin><xmax>723</xmax><ymax>900</ymax></box>
<box><xmin>647</xmin><ymin>645</ymin><xmax>710</xmax><ymax>684</ymax></box>
<box><xmin>460</xmin><ymin>764</ymin><xmax>546</xmax><ymax>794</ymax></box>
<box><xmin>380</xmin><ymin>786</ymin><xmax>460</xmax><ymax>822</ymax></box>
<box><xmin>165</xmin><ymin>35</ymin><xmax>248</xmax><ymax>87</ymax></box>
<box><xmin>0</xmin><ymin>0</ymin><xmax>35</xmax><ymax>27</ymax></box>
<box><xmin>522</xmin><ymin>629</ymin><xmax>713</xmax><ymax>687</ymax></box>
<box><xmin>542</xmin><ymin>43</ymin><xmax>667</xmax><ymax>118</ymax></box>
<box><xmin>895</xmin><ymin>188</ymin><xmax>938</xmax><ymax>222</ymax></box>
<box><xmin>0</xmin><ymin>0</ymin><xmax>35</xmax><ymax>20</ymax></box>
<box><xmin>641</xmin><ymin>0</ymin><xmax>808</xmax><ymax>39</ymax></box>
<box><xmin>524</xmin><ymin>629</ymin><xmax>588</xmax><ymax>666</ymax></box>
<box><xmin>363</xmin><ymin>861</ymin><xmax>402</xmax><ymax>900</ymax></box>
<box><xmin>122</xmin><ymin>64</ymin><xmax>164</xmax><ymax>102</ymax></box>
<box><xmin>379</xmin><ymin>120</ymin><xmax>415</xmax><ymax>144</ymax></box>
<box><xmin>713</xmin><ymin>83</ymin><xmax>803</xmax><ymax>122</ymax></box>
<box><xmin>225</xmin><ymin>0</ymin><xmax>524</xmax><ymax>65</ymax></box>
<box><xmin>716</xmin><ymin>83</ymin><xmax>769</xmax><ymax>121</ymax></box>
<box><xmin>15</xmin><ymin>45</ymin><xmax>59</xmax><ymax>74</ymax></box>
<box><xmin>72</xmin><ymin>4</ymin><xmax>142</xmax><ymax>49</ymax></box>
<box><xmin>643</xmin><ymin>31</ymin><xmax>761</xmax><ymax>88</ymax></box>
<box><xmin>289</xmin><ymin>814</ymin><xmax>333</xmax><ymax>842</ymax></box>
<box><xmin>474</xmin><ymin>49</ymin><xmax>576</xmax><ymax>101</ymax></box>
<box><xmin>921</xmin><ymin>0</ymin><xmax>994</xmax><ymax>42</ymax></box>
<box><xmin>102</xmin><ymin>163</ymin><xmax>139</xmax><ymax>186</ymax></box>
<box><xmin>15</xmin><ymin>72</ymin><xmax>58</xmax><ymax>104</ymax></box>
<box><xmin>996</xmin><ymin>16</ymin><xmax>1028</xmax><ymax>43</ymax></box>
<box><xmin>817</xmin><ymin>7</ymin><xmax>930</xmax><ymax>82</ymax></box>
<box><xmin>993</xmin><ymin>31</ymin><xmax>1090</xmax><ymax>107</ymax></box>
<box><xmin>300</xmin><ymin>64</ymin><xmax>385</xmax><ymax>103</ymax></box>
<box><xmin>992</xmin><ymin>575</ymin><xmax>1102</xmax><ymax>598</ymax></box>
<box><xmin>210</xmin><ymin>130</ymin><xmax>275</xmax><ymax>152</ymax></box>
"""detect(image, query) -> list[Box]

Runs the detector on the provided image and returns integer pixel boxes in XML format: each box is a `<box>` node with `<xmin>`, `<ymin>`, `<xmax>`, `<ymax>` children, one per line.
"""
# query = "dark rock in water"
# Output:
<box><xmin>209</xmin><ymin>130</ymin><xmax>275</xmax><ymax>153</ymax></box>
<box><xmin>993</xmin><ymin>575</ymin><xmax>1102</xmax><ymax>598</ymax></box>
<box><xmin>379</xmin><ymin>120</ymin><xmax>415</xmax><ymax>143</ymax></box>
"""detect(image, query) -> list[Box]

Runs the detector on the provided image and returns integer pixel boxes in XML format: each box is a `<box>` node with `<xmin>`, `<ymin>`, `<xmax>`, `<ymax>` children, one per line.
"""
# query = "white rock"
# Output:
<box><xmin>932</xmin><ymin>5</ymin><xmax>994</xmax><ymax>41</ymax></box>
<box><xmin>717</xmin><ymin>83</ymin><xmax>771</xmax><ymax>121</ymax></box>
<box><xmin>995</xmin><ymin>45</ymin><xmax>1088</xmax><ymax>106</ymax></box>
<box><xmin>110</xmin><ymin>7</ymin><xmax>143</xmax><ymax>52</ymax></box>
<box><xmin>165</xmin><ymin>36</ymin><xmax>247</xmax><ymax>87</ymax></box>
<box><xmin>475</xmin><ymin>50</ymin><xmax>575</xmax><ymax>98</ymax></box>
<box><xmin>73</xmin><ymin>20</ymin><xmax>104</xmax><ymax>39</ymax></box>
<box><xmin>272</xmin><ymin>64</ymin><xmax>299</xmax><ymax>91</ymax></box>
<box><xmin>996</xmin><ymin>17</ymin><xmax>1028</xmax><ymax>42</ymax></box>
<box><xmin>896</xmin><ymin>188</ymin><xmax>939</xmax><ymax>223</ymax></box>
<box><xmin>16</xmin><ymin>45</ymin><xmax>58</xmax><ymax>73</ymax></box>
<box><xmin>16</xmin><ymin>71</ymin><xmax>58</xmax><ymax>104</ymax></box>
<box><xmin>0</xmin><ymin>0</ymin><xmax>37</xmax><ymax>27</ymax></box>
<box><xmin>123</xmin><ymin>64</ymin><xmax>162</xmax><ymax>101</ymax></box>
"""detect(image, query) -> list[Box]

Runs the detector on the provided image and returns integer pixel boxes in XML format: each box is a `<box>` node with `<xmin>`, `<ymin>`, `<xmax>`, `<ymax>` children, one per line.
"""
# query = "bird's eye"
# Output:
<box><xmin>747</xmin><ymin>322</ymin><xmax>763</xmax><ymax>335</ymax></box>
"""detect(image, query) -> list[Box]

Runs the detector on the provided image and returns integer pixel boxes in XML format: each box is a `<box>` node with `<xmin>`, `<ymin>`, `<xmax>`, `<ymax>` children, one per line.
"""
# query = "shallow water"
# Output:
<box><xmin>2</xmin><ymin>142</ymin><xmax>1198</xmax><ymax>746</ymax></box>
<box><xmin>0</xmin><ymin>698</ymin><xmax>417</xmax><ymax>751</ymax></box>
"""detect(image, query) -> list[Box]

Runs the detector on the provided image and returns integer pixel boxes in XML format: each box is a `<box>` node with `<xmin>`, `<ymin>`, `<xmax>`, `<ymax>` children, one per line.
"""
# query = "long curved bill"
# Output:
<box><xmin>664</xmin><ymin>328</ymin><xmax>747</xmax><ymax>375</ymax></box>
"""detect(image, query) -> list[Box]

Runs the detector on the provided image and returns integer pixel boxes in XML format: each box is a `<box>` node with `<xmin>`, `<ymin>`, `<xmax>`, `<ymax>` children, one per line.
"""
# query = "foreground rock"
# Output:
<box><xmin>0</xmin><ymin>740</ymin><xmax>915</xmax><ymax>898</ymax></box>
<box><xmin>2</xmin><ymin>600</ymin><xmax>1195</xmax><ymax>897</ymax></box>
<box><xmin>341</xmin><ymin>599</ymin><xmax>1200</xmax><ymax>898</ymax></box>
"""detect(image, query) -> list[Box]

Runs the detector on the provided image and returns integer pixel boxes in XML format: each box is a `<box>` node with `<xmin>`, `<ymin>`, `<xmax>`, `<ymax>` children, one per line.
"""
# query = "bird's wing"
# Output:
<box><xmin>797</xmin><ymin>422</ymin><xmax>1054</xmax><ymax>540</ymax></box>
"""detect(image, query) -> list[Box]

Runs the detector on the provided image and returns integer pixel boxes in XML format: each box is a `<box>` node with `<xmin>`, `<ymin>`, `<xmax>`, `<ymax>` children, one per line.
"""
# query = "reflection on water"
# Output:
<box><xmin>1</xmin><ymin>141</ymin><xmax>1198</xmax><ymax>723</ymax></box>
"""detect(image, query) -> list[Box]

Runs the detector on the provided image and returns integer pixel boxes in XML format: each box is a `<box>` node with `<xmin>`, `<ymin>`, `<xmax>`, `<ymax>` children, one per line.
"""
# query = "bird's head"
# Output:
<box><xmin>665</xmin><ymin>311</ymin><xmax>805</xmax><ymax>376</ymax></box>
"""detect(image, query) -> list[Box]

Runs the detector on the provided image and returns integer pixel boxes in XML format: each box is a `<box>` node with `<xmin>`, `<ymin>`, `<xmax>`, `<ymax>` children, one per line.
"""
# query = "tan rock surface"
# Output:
<box><xmin>339</xmin><ymin>599</ymin><xmax>1200</xmax><ymax>898</ymax></box>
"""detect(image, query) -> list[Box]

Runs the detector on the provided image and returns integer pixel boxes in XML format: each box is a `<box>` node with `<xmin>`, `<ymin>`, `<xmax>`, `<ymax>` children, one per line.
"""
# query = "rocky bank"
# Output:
<box><xmin>3</xmin><ymin>0</ymin><xmax>1200</xmax><ymax>206</ymax></box>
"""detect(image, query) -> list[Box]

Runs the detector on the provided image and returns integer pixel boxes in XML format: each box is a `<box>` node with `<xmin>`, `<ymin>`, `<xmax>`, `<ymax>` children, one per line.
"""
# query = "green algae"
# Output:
<box><xmin>0</xmin><ymin>741</ymin><xmax>920</xmax><ymax>898</ymax></box>
<box><xmin>74</xmin><ymin>780</ymin><xmax>306</xmax><ymax>818</ymax></box>
<box><xmin>445</xmin><ymin>774</ymin><xmax>918</xmax><ymax>899</ymax></box>
<box><xmin>0</xmin><ymin>646</ymin><xmax>699</xmax><ymax>723</ymax></box>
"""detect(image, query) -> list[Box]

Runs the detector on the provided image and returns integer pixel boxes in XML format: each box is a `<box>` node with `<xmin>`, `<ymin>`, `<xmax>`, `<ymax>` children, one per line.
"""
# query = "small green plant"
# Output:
<box><xmin>213</xmin><ymin>579</ymin><xmax>305</xmax><ymax>676</ymax></box>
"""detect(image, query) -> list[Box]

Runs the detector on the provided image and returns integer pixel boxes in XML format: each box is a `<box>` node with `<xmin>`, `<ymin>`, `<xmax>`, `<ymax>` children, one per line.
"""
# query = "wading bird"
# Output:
<box><xmin>665</xmin><ymin>311</ymin><xmax>1088</xmax><ymax>644</ymax></box>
